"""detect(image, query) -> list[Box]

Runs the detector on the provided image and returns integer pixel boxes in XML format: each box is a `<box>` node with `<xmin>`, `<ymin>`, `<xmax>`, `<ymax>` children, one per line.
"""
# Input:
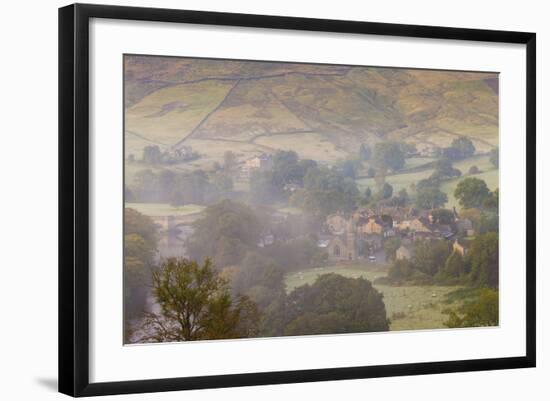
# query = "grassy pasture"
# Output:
<box><xmin>124</xmin><ymin>61</ymin><xmax>498</xmax><ymax>169</ymax></box>
<box><xmin>125</xmin><ymin>81</ymin><xmax>235</xmax><ymax>146</ymax></box>
<box><xmin>124</xmin><ymin>163</ymin><xmax>164</xmax><ymax>187</ymax></box>
<box><xmin>193</xmin><ymin>79</ymin><xmax>310</xmax><ymax>141</ymax></box>
<box><xmin>125</xmin><ymin>202</ymin><xmax>205</xmax><ymax>217</ymax></box>
<box><xmin>403</xmin><ymin>157</ymin><xmax>435</xmax><ymax>170</ymax></box>
<box><xmin>125</xmin><ymin>131</ymin><xmax>169</xmax><ymax>156</ymax></box>
<box><xmin>183</xmin><ymin>138</ymin><xmax>269</xmax><ymax>169</ymax></box>
<box><xmin>356</xmin><ymin>169</ymin><xmax>434</xmax><ymax>193</ymax></box>
<box><xmin>285</xmin><ymin>264</ymin><xmax>464</xmax><ymax>331</ymax></box>
<box><xmin>453</xmin><ymin>154</ymin><xmax>495</xmax><ymax>174</ymax></box>
<box><xmin>356</xmin><ymin>154</ymin><xmax>498</xmax><ymax>209</ymax></box>
<box><xmin>254</xmin><ymin>132</ymin><xmax>349</xmax><ymax>163</ymax></box>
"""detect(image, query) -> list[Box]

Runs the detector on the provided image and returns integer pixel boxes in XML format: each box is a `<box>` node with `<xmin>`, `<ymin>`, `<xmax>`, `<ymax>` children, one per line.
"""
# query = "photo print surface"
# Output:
<box><xmin>123</xmin><ymin>55</ymin><xmax>499</xmax><ymax>344</ymax></box>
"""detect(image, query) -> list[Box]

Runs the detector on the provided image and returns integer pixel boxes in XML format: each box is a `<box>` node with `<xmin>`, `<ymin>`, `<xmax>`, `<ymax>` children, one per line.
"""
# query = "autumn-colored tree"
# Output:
<box><xmin>141</xmin><ymin>258</ymin><xmax>259</xmax><ymax>342</ymax></box>
<box><xmin>444</xmin><ymin>289</ymin><xmax>498</xmax><ymax>328</ymax></box>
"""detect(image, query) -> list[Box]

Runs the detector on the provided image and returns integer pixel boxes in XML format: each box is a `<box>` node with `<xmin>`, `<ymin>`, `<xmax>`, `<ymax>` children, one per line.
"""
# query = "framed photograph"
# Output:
<box><xmin>59</xmin><ymin>3</ymin><xmax>536</xmax><ymax>397</ymax></box>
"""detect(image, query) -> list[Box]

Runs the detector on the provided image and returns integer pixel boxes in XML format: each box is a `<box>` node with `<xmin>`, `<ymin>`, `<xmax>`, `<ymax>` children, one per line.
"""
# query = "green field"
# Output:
<box><xmin>403</xmin><ymin>157</ymin><xmax>435</xmax><ymax>170</ymax></box>
<box><xmin>441</xmin><ymin>155</ymin><xmax>499</xmax><ymax>209</ymax></box>
<box><xmin>441</xmin><ymin>169</ymin><xmax>499</xmax><ymax>210</ymax></box>
<box><xmin>285</xmin><ymin>264</ymin><xmax>464</xmax><ymax>331</ymax></box>
<box><xmin>254</xmin><ymin>132</ymin><xmax>349</xmax><ymax>163</ymax></box>
<box><xmin>453</xmin><ymin>154</ymin><xmax>495</xmax><ymax>173</ymax></box>
<box><xmin>356</xmin><ymin>154</ymin><xmax>498</xmax><ymax>209</ymax></box>
<box><xmin>126</xmin><ymin>81</ymin><xmax>237</xmax><ymax>146</ymax></box>
<box><xmin>125</xmin><ymin>202</ymin><xmax>206</xmax><ymax>217</ymax></box>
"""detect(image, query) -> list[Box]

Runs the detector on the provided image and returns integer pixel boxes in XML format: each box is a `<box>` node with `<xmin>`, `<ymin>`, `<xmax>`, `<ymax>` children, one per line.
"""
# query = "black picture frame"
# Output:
<box><xmin>59</xmin><ymin>3</ymin><xmax>536</xmax><ymax>397</ymax></box>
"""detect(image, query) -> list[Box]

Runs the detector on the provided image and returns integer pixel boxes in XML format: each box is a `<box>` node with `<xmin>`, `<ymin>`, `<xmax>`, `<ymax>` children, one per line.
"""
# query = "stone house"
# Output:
<box><xmin>241</xmin><ymin>153</ymin><xmax>273</xmax><ymax>177</ymax></box>
<box><xmin>358</xmin><ymin>217</ymin><xmax>385</xmax><ymax>235</ymax></box>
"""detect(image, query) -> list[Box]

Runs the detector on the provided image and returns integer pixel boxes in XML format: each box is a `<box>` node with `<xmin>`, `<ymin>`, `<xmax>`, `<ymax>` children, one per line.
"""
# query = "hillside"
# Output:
<box><xmin>124</xmin><ymin>55</ymin><xmax>498</xmax><ymax>164</ymax></box>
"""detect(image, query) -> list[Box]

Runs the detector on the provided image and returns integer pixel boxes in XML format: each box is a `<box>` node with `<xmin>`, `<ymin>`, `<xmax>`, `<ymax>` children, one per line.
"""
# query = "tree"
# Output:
<box><xmin>478</xmin><ymin>211</ymin><xmax>499</xmax><ymax>234</ymax></box>
<box><xmin>415</xmin><ymin>186</ymin><xmax>448</xmax><ymax>210</ymax></box>
<box><xmin>124</xmin><ymin>208</ymin><xmax>158</xmax><ymax>341</ymax></box>
<box><xmin>380</xmin><ymin>182</ymin><xmax>393</xmax><ymax>200</ymax></box>
<box><xmin>454</xmin><ymin>177</ymin><xmax>490</xmax><ymax>209</ymax></box>
<box><xmin>250</xmin><ymin>170</ymin><xmax>281</xmax><ymax>204</ymax></box>
<box><xmin>388</xmin><ymin>258</ymin><xmax>415</xmax><ymax>281</ymax></box>
<box><xmin>124</xmin><ymin>234</ymin><xmax>151</xmax><ymax>323</ymax></box>
<box><xmin>158</xmin><ymin>169</ymin><xmax>176</xmax><ymax>200</ymax></box>
<box><xmin>130</xmin><ymin>168</ymin><xmax>214</xmax><ymax>205</ymax></box>
<box><xmin>271</xmin><ymin>150</ymin><xmax>313</xmax><ymax>186</ymax></box>
<box><xmin>125</xmin><ymin>208</ymin><xmax>158</xmax><ymax>252</ymax></box>
<box><xmin>468</xmin><ymin>165</ymin><xmax>480</xmax><ymax>175</ymax></box>
<box><xmin>232</xmin><ymin>252</ymin><xmax>282</xmax><ymax>293</ymax></box>
<box><xmin>340</xmin><ymin>160</ymin><xmax>357</xmax><ymax>179</ymax></box>
<box><xmin>272</xmin><ymin>149</ymin><xmax>299</xmax><ymax>168</ymax></box>
<box><xmin>489</xmin><ymin>148</ymin><xmax>499</xmax><ymax>168</ymax></box>
<box><xmin>444</xmin><ymin>289</ymin><xmax>498</xmax><ymax>328</ymax></box>
<box><xmin>430</xmin><ymin>158</ymin><xmax>461</xmax><ymax>180</ymax></box>
<box><xmin>441</xmin><ymin>146</ymin><xmax>463</xmax><ymax>161</ymax></box>
<box><xmin>367</xmin><ymin>167</ymin><xmax>376</xmax><ymax>178</ymax></box>
<box><xmin>211</xmin><ymin>173</ymin><xmax>234</xmax><ymax>193</ymax></box>
<box><xmin>264</xmin><ymin>274</ymin><xmax>389</xmax><ymax>337</ymax></box>
<box><xmin>447</xmin><ymin>136</ymin><xmax>476</xmax><ymax>160</ymax></box>
<box><xmin>141</xmin><ymin>258</ymin><xmax>259</xmax><ymax>342</ymax></box>
<box><xmin>468</xmin><ymin>232</ymin><xmax>499</xmax><ymax>288</ymax></box>
<box><xmin>430</xmin><ymin>208</ymin><xmax>455</xmax><ymax>225</ymax></box>
<box><xmin>178</xmin><ymin>170</ymin><xmax>210</xmax><ymax>204</ymax></box>
<box><xmin>223</xmin><ymin>150</ymin><xmax>238</xmax><ymax>172</ymax></box>
<box><xmin>436</xmin><ymin>250</ymin><xmax>465</xmax><ymax>282</ymax></box>
<box><xmin>384</xmin><ymin>237</ymin><xmax>402</xmax><ymax>262</ymax></box>
<box><xmin>483</xmin><ymin>188</ymin><xmax>499</xmax><ymax>211</ymax></box>
<box><xmin>290</xmin><ymin>166</ymin><xmax>360</xmax><ymax>216</ymax></box>
<box><xmin>249</xmin><ymin>151</ymin><xmax>316</xmax><ymax>204</ymax></box>
<box><xmin>143</xmin><ymin>145</ymin><xmax>163</xmax><ymax>164</ymax></box>
<box><xmin>411</xmin><ymin>240</ymin><xmax>431</xmax><ymax>276</ymax></box>
<box><xmin>359</xmin><ymin>143</ymin><xmax>372</xmax><ymax>160</ymax></box>
<box><xmin>132</xmin><ymin>169</ymin><xmax>160</xmax><ymax>202</ymax></box>
<box><xmin>388</xmin><ymin>188</ymin><xmax>409</xmax><ymax>207</ymax></box>
<box><xmin>231</xmin><ymin>252</ymin><xmax>285</xmax><ymax>310</ymax></box>
<box><xmin>186</xmin><ymin>200</ymin><xmax>263</xmax><ymax>267</ymax></box>
<box><xmin>363</xmin><ymin>187</ymin><xmax>373</xmax><ymax>204</ymax></box>
<box><xmin>261</xmin><ymin>237</ymin><xmax>326</xmax><ymax>273</ymax></box>
<box><xmin>400</xmin><ymin>142</ymin><xmax>417</xmax><ymax>156</ymax></box>
<box><xmin>373</xmin><ymin>142</ymin><xmax>405</xmax><ymax>172</ymax></box>
<box><xmin>413</xmin><ymin>239</ymin><xmax>451</xmax><ymax>276</ymax></box>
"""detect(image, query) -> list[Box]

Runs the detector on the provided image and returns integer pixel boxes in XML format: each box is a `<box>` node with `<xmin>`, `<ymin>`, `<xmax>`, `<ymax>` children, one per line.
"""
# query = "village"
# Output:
<box><xmin>123</xmin><ymin>56</ymin><xmax>500</xmax><ymax>342</ymax></box>
<box><xmin>317</xmin><ymin>206</ymin><xmax>470</xmax><ymax>263</ymax></box>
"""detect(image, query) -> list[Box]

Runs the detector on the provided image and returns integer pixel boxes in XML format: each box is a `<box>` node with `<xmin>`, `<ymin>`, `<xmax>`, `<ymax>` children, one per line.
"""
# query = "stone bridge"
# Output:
<box><xmin>150</xmin><ymin>215</ymin><xmax>196</xmax><ymax>232</ymax></box>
